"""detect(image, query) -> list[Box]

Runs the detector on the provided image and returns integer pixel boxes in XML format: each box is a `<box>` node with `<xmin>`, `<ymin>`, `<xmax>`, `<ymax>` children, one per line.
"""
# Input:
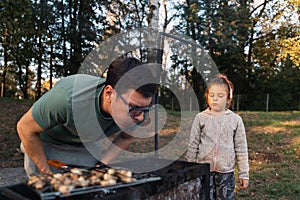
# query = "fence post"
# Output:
<box><xmin>236</xmin><ymin>94</ymin><xmax>240</xmax><ymax>111</ymax></box>
<box><xmin>266</xmin><ymin>93</ymin><xmax>269</xmax><ymax>112</ymax></box>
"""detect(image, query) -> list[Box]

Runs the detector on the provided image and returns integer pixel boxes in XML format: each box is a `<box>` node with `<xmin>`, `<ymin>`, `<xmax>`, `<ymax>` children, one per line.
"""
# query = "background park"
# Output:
<box><xmin>0</xmin><ymin>0</ymin><xmax>300</xmax><ymax>199</ymax></box>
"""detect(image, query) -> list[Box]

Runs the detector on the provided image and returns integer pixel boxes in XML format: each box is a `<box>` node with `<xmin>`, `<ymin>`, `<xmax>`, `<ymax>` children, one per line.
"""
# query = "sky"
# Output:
<box><xmin>254</xmin><ymin>0</ymin><xmax>265</xmax><ymax>6</ymax></box>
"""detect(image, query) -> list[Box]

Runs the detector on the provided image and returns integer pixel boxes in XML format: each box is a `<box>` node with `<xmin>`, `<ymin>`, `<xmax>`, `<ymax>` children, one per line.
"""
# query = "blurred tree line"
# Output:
<box><xmin>0</xmin><ymin>0</ymin><xmax>299</xmax><ymax>111</ymax></box>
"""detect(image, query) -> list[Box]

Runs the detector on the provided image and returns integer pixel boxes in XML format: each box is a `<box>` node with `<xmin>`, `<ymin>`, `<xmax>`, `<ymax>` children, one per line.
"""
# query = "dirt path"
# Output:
<box><xmin>0</xmin><ymin>167</ymin><xmax>28</xmax><ymax>187</ymax></box>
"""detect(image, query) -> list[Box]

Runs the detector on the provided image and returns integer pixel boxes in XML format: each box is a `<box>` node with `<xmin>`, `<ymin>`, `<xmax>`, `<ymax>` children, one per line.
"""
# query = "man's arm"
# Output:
<box><xmin>100</xmin><ymin>132</ymin><xmax>134</xmax><ymax>164</ymax></box>
<box><xmin>17</xmin><ymin>108</ymin><xmax>51</xmax><ymax>174</ymax></box>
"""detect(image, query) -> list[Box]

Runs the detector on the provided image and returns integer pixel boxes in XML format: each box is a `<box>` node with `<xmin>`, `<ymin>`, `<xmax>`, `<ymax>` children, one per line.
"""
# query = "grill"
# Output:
<box><xmin>0</xmin><ymin>158</ymin><xmax>210</xmax><ymax>200</ymax></box>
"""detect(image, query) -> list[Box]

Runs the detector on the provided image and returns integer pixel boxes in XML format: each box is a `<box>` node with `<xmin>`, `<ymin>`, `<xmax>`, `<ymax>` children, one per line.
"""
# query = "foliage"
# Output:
<box><xmin>168</xmin><ymin>0</ymin><xmax>300</xmax><ymax>111</ymax></box>
<box><xmin>0</xmin><ymin>0</ymin><xmax>299</xmax><ymax>111</ymax></box>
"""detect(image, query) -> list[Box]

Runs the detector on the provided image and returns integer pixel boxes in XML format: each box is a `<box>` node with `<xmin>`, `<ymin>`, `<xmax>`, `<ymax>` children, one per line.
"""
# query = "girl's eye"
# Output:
<box><xmin>209</xmin><ymin>93</ymin><xmax>225</xmax><ymax>98</ymax></box>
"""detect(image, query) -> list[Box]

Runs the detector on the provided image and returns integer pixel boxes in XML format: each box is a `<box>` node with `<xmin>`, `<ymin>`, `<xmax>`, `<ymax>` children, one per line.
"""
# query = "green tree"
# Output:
<box><xmin>173</xmin><ymin>0</ymin><xmax>252</xmax><ymax>109</ymax></box>
<box><xmin>249</xmin><ymin>0</ymin><xmax>300</xmax><ymax>111</ymax></box>
<box><xmin>0</xmin><ymin>0</ymin><xmax>34</xmax><ymax>98</ymax></box>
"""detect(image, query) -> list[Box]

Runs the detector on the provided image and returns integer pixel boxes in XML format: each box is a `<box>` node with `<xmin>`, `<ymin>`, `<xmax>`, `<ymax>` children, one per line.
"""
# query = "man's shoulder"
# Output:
<box><xmin>59</xmin><ymin>74</ymin><xmax>105</xmax><ymax>82</ymax></box>
<box><xmin>56</xmin><ymin>74</ymin><xmax>105</xmax><ymax>88</ymax></box>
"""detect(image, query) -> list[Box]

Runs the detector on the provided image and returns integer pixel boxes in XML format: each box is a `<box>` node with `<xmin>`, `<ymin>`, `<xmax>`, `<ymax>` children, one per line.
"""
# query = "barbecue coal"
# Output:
<box><xmin>27</xmin><ymin>167</ymin><xmax>135</xmax><ymax>194</ymax></box>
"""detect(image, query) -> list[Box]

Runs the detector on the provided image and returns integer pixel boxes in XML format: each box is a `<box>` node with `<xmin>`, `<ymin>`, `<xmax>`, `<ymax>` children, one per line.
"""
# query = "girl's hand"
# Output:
<box><xmin>239</xmin><ymin>178</ymin><xmax>249</xmax><ymax>189</ymax></box>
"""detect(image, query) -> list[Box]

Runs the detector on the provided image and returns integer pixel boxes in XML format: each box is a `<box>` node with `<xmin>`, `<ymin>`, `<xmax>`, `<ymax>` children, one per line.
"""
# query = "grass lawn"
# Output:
<box><xmin>235</xmin><ymin>111</ymin><xmax>300</xmax><ymax>200</ymax></box>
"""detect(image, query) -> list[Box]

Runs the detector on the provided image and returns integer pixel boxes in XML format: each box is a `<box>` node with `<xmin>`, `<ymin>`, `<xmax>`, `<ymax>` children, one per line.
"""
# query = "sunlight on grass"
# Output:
<box><xmin>249</xmin><ymin>126</ymin><xmax>289</xmax><ymax>134</ymax></box>
<box><xmin>235</xmin><ymin>111</ymin><xmax>300</xmax><ymax>199</ymax></box>
<box><xmin>281</xmin><ymin>119</ymin><xmax>300</xmax><ymax>127</ymax></box>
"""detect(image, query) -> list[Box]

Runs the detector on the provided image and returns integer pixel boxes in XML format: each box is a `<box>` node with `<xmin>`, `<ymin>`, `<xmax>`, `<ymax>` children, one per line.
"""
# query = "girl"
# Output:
<box><xmin>186</xmin><ymin>74</ymin><xmax>249</xmax><ymax>200</ymax></box>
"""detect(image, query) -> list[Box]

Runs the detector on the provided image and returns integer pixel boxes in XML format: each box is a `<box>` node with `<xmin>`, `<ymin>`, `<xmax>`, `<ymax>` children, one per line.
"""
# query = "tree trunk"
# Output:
<box><xmin>61</xmin><ymin>0</ymin><xmax>68</xmax><ymax>77</ymax></box>
<box><xmin>16</xmin><ymin>57</ymin><xmax>26</xmax><ymax>99</ymax></box>
<box><xmin>1</xmin><ymin>26</ymin><xmax>8</xmax><ymax>97</ymax></box>
<box><xmin>147</xmin><ymin>0</ymin><xmax>161</xmax><ymax>64</ymax></box>
<box><xmin>147</xmin><ymin>0</ymin><xmax>160</xmax><ymax>153</ymax></box>
<box><xmin>36</xmin><ymin>36</ymin><xmax>43</xmax><ymax>99</ymax></box>
<box><xmin>68</xmin><ymin>0</ymin><xmax>80</xmax><ymax>75</ymax></box>
<box><xmin>49</xmin><ymin>31</ymin><xmax>53</xmax><ymax>89</ymax></box>
<box><xmin>36</xmin><ymin>0</ymin><xmax>46</xmax><ymax>99</ymax></box>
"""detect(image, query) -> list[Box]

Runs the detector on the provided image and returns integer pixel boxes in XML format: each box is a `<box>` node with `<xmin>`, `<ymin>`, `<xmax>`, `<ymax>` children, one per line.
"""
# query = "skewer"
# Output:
<box><xmin>27</xmin><ymin>167</ymin><xmax>136</xmax><ymax>193</ymax></box>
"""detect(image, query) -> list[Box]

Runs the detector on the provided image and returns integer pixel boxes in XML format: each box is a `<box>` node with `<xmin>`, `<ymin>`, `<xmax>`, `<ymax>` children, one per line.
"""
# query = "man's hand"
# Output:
<box><xmin>239</xmin><ymin>178</ymin><xmax>249</xmax><ymax>189</ymax></box>
<box><xmin>96</xmin><ymin>161</ymin><xmax>109</xmax><ymax>168</ymax></box>
<box><xmin>100</xmin><ymin>131</ymin><xmax>134</xmax><ymax>164</ymax></box>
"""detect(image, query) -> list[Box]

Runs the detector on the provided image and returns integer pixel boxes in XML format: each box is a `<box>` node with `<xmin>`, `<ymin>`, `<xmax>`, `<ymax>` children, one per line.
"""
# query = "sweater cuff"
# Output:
<box><xmin>238</xmin><ymin>171</ymin><xmax>249</xmax><ymax>180</ymax></box>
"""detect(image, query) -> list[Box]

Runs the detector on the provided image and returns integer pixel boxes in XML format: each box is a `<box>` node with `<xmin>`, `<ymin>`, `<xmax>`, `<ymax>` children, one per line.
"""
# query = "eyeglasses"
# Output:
<box><xmin>116</xmin><ymin>91</ymin><xmax>152</xmax><ymax>118</ymax></box>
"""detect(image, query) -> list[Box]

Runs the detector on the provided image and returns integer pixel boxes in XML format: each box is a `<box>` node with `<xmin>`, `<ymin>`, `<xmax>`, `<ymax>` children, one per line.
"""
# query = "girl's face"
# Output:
<box><xmin>207</xmin><ymin>84</ymin><xmax>228</xmax><ymax>113</ymax></box>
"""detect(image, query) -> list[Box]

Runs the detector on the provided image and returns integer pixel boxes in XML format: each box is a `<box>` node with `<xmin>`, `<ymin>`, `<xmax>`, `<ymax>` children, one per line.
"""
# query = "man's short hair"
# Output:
<box><xmin>105</xmin><ymin>56</ymin><xmax>158</xmax><ymax>98</ymax></box>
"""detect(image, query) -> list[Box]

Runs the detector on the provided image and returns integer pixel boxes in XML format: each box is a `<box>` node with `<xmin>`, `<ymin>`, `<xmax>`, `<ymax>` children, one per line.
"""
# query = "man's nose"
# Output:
<box><xmin>132</xmin><ymin>112</ymin><xmax>145</xmax><ymax>123</ymax></box>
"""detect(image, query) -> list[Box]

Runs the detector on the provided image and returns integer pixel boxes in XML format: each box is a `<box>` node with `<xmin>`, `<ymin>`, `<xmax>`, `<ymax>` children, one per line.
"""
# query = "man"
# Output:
<box><xmin>17</xmin><ymin>57</ymin><xmax>158</xmax><ymax>176</ymax></box>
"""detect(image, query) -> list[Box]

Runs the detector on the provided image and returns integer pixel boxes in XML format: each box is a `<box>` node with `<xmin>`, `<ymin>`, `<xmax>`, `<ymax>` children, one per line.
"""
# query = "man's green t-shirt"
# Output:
<box><xmin>32</xmin><ymin>74</ymin><xmax>120</xmax><ymax>145</ymax></box>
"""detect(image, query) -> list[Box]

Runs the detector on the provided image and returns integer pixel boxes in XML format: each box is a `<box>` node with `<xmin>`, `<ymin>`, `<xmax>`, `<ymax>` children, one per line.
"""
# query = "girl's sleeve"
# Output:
<box><xmin>234</xmin><ymin>116</ymin><xmax>249</xmax><ymax>180</ymax></box>
<box><xmin>185</xmin><ymin>114</ymin><xmax>201</xmax><ymax>162</ymax></box>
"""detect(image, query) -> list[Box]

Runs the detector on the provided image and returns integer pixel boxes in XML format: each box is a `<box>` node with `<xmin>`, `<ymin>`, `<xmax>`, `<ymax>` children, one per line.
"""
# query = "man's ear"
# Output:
<box><xmin>103</xmin><ymin>85</ymin><xmax>114</xmax><ymax>103</ymax></box>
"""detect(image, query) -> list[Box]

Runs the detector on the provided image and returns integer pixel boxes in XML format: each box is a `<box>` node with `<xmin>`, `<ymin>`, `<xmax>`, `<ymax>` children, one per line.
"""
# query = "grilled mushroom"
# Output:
<box><xmin>58</xmin><ymin>184</ymin><xmax>74</xmax><ymax>194</ymax></box>
<box><xmin>27</xmin><ymin>167</ymin><xmax>136</xmax><ymax>193</ymax></box>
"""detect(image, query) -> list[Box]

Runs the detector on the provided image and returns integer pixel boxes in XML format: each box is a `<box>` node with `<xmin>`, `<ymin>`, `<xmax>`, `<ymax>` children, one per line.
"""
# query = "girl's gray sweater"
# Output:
<box><xmin>186</xmin><ymin>109</ymin><xmax>249</xmax><ymax>179</ymax></box>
